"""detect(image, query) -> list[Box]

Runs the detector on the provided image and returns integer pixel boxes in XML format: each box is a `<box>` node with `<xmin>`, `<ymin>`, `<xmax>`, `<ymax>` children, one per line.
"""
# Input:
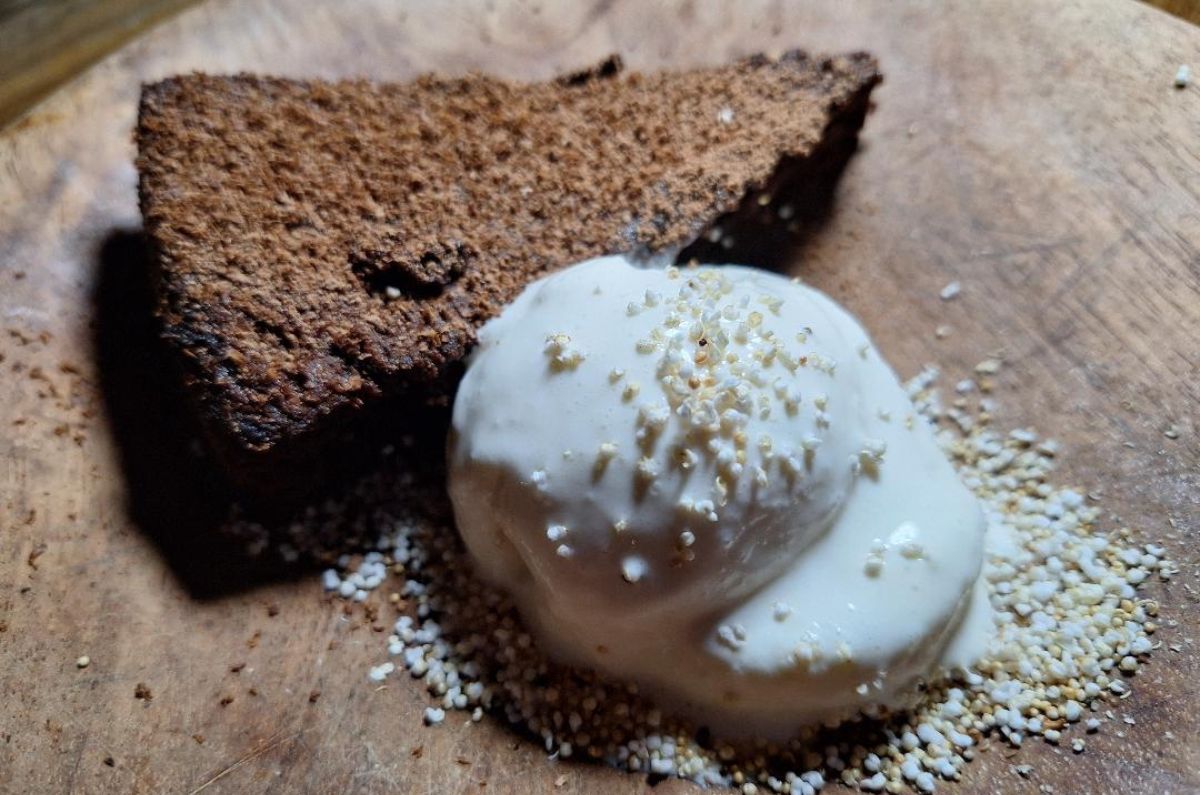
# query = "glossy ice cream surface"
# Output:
<box><xmin>449</xmin><ymin>256</ymin><xmax>989</xmax><ymax>736</ymax></box>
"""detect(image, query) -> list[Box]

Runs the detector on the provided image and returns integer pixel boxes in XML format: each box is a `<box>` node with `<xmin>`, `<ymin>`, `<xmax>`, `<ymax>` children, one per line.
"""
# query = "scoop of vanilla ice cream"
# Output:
<box><xmin>449</xmin><ymin>255</ymin><xmax>988</xmax><ymax>735</ymax></box>
<box><xmin>453</xmin><ymin>260</ymin><xmax>860</xmax><ymax>617</ymax></box>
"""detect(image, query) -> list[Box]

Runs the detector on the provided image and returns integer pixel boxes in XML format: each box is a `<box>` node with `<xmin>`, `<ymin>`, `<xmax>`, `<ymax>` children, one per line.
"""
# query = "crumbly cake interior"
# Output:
<box><xmin>136</xmin><ymin>51</ymin><xmax>880</xmax><ymax>496</ymax></box>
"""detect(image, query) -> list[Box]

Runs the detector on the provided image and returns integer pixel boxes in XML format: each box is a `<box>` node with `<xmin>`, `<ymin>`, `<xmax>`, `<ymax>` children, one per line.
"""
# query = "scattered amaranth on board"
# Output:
<box><xmin>320</xmin><ymin>368</ymin><xmax>1175</xmax><ymax>793</ymax></box>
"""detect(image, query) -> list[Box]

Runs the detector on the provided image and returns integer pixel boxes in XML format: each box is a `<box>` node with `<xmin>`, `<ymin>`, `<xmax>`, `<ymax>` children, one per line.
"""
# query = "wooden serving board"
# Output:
<box><xmin>1</xmin><ymin>1</ymin><xmax>1198</xmax><ymax>792</ymax></box>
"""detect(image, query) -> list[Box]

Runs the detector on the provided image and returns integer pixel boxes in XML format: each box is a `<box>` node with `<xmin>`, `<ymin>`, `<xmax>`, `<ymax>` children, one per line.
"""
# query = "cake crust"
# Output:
<box><xmin>136</xmin><ymin>51</ymin><xmax>881</xmax><ymax>492</ymax></box>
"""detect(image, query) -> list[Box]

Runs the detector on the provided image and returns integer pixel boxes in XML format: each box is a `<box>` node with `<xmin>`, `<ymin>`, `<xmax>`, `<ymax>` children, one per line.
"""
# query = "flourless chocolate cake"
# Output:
<box><xmin>136</xmin><ymin>51</ymin><xmax>881</xmax><ymax>496</ymax></box>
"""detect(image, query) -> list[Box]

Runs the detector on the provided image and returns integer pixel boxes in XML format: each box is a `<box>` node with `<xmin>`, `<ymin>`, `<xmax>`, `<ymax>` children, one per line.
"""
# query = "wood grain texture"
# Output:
<box><xmin>1</xmin><ymin>1</ymin><xmax>1198</xmax><ymax>793</ymax></box>
<box><xmin>0</xmin><ymin>0</ymin><xmax>197</xmax><ymax>127</ymax></box>
<box><xmin>2</xmin><ymin>0</ymin><xmax>1199</xmax><ymax>128</ymax></box>
<box><xmin>1150</xmin><ymin>0</ymin><xmax>1200</xmax><ymax>23</ymax></box>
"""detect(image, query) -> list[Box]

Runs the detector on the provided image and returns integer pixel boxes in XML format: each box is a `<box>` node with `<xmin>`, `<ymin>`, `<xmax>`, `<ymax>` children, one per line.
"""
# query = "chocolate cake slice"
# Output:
<box><xmin>136</xmin><ymin>51</ymin><xmax>881</xmax><ymax>498</ymax></box>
